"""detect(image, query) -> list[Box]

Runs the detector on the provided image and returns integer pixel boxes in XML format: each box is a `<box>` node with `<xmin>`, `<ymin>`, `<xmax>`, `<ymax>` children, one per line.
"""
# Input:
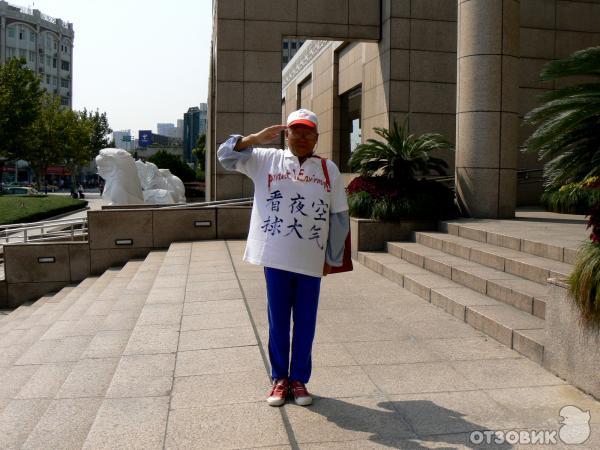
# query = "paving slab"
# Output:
<box><xmin>164</xmin><ymin>402</ymin><xmax>289</xmax><ymax>449</ymax></box>
<box><xmin>174</xmin><ymin>345</ymin><xmax>265</xmax><ymax>377</ymax></box>
<box><xmin>82</xmin><ymin>329</ymin><xmax>131</xmax><ymax>358</ymax></box>
<box><xmin>123</xmin><ymin>324</ymin><xmax>179</xmax><ymax>355</ymax></box>
<box><xmin>178</xmin><ymin>326</ymin><xmax>257</xmax><ymax>351</ymax></box>
<box><xmin>284</xmin><ymin>395</ymin><xmax>416</xmax><ymax>445</ymax></box>
<box><xmin>56</xmin><ymin>357</ymin><xmax>120</xmax><ymax>399</ymax></box>
<box><xmin>82</xmin><ymin>396</ymin><xmax>169</xmax><ymax>450</ymax></box>
<box><xmin>22</xmin><ymin>397</ymin><xmax>102</xmax><ymax>450</ymax></box>
<box><xmin>15</xmin><ymin>362</ymin><xmax>75</xmax><ymax>399</ymax></box>
<box><xmin>106</xmin><ymin>353</ymin><xmax>175</xmax><ymax>398</ymax></box>
<box><xmin>171</xmin><ymin>369</ymin><xmax>268</xmax><ymax>408</ymax></box>
<box><xmin>0</xmin><ymin>399</ymin><xmax>51</xmax><ymax>449</ymax></box>
<box><xmin>181</xmin><ymin>310</ymin><xmax>252</xmax><ymax>331</ymax></box>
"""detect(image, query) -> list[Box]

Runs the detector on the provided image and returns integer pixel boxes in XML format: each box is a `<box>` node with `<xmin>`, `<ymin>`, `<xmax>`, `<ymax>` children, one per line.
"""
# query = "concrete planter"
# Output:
<box><xmin>544</xmin><ymin>279</ymin><xmax>600</xmax><ymax>399</ymax></box>
<box><xmin>350</xmin><ymin>217</ymin><xmax>437</xmax><ymax>258</ymax></box>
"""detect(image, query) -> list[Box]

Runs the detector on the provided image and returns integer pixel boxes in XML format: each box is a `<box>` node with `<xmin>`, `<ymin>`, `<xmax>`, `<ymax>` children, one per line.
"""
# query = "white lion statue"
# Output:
<box><xmin>159</xmin><ymin>168</ymin><xmax>186</xmax><ymax>203</ymax></box>
<box><xmin>135</xmin><ymin>161</ymin><xmax>187</xmax><ymax>204</ymax></box>
<box><xmin>96</xmin><ymin>148</ymin><xmax>144</xmax><ymax>205</ymax></box>
<box><xmin>135</xmin><ymin>160</ymin><xmax>174</xmax><ymax>204</ymax></box>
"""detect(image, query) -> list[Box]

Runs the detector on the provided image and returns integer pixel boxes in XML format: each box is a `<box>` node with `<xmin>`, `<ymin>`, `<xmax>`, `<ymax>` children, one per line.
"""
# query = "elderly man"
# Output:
<box><xmin>217</xmin><ymin>109</ymin><xmax>349</xmax><ymax>406</ymax></box>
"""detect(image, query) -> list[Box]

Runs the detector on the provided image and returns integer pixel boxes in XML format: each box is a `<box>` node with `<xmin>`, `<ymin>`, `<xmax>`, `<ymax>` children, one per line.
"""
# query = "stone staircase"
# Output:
<box><xmin>358</xmin><ymin>220</ymin><xmax>575</xmax><ymax>366</ymax></box>
<box><xmin>0</xmin><ymin>247</ymin><xmax>169</xmax><ymax>448</ymax></box>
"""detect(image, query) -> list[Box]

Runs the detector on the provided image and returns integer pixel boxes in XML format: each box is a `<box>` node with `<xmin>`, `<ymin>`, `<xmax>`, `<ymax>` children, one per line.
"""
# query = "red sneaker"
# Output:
<box><xmin>290</xmin><ymin>380</ymin><xmax>312</xmax><ymax>406</ymax></box>
<box><xmin>267</xmin><ymin>378</ymin><xmax>289</xmax><ymax>406</ymax></box>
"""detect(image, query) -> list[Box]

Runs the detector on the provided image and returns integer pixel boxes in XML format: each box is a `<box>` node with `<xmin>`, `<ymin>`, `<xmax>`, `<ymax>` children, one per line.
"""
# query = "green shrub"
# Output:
<box><xmin>569</xmin><ymin>240</ymin><xmax>600</xmax><ymax>331</ymax></box>
<box><xmin>541</xmin><ymin>177</ymin><xmax>600</xmax><ymax>214</ymax></box>
<box><xmin>347</xmin><ymin>191</ymin><xmax>374</xmax><ymax>219</ymax></box>
<box><xmin>148</xmin><ymin>151</ymin><xmax>197</xmax><ymax>182</ymax></box>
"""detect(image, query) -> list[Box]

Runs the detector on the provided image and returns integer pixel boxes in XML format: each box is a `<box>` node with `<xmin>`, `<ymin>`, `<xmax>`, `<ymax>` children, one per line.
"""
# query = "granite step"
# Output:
<box><xmin>386</xmin><ymin>241</ymin><xmax>552</xmax><ymax>319</ymax></box>
<box><xmin>0</xmin><ymin>279</ymin><xmax>98</xmax><ymax>343</ymax></box>
<box><xmin>358</xmin><ymin>251</ymin><xmax>545</xmax><ymax>364</ymax></box>
<box><xmin>80</xmin><ymin>247</ymin><xmax>180</xmax><ymax>450</ymax></box>
<box><xmin>414</xmin><ymin>231</ymin><xmax>573</xmax><ymax>285</ymax></box>
<box><xmin>4</xmin><ymin>253</ymin><xmax>165</xmax><ymax>450</ymax></box>
<box><xmin>0</xmin><ymin>286</ymin><xmax>79</xmax><ymax>335</ymax></box>
<box><xmin>441</xmin><ymin>220</ymin><xmax>581</xmax><ymax>265</ymax></box>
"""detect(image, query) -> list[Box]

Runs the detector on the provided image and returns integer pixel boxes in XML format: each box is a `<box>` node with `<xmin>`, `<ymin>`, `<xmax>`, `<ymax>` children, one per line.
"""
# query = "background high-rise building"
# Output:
<box><xmin>0</xmin><ymin>1</ymin><xmax>75</xmax><ymax>107</ymax></box>
<box><xmin>176</xmin><ymin>119</ymin><xmax>184</xmax><ymax>138</ymax></box>
<box><xmin>157</xmin><ymin>123</ymin><xmax>176</xmax><ymax>137</ymax></box>
<box><xmin>112</xmin><ymin>130</ymin><xmax>134</xmax><ymax>151</ymax></box>
<box><xmin>282</xmin><ymin>38</ymin><xmax>304</xmax><ymax>68</ymax></box>
<box><xmin>183</xmin><ymin>103</ymin><xmax>207</xmax><ymax>162</ymax></box>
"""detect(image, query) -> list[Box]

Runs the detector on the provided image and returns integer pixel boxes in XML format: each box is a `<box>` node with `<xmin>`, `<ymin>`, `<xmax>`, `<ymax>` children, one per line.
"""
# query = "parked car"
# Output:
<box><xmin>1</xmin><ymin>186</ymin><xmax>42</xmax><ymax>195</ymax></box>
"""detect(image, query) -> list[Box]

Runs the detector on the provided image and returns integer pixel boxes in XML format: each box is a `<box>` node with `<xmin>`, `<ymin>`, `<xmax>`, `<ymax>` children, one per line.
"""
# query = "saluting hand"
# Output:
<box><xmin>234</xmin><ymin>125</ymin><xmax>286</xmax><ymax>151</ymax></box>
<box><xmin>252</xmin><ymin>125</ymin><xmax>287</xmax><ymax>145</ymax></box>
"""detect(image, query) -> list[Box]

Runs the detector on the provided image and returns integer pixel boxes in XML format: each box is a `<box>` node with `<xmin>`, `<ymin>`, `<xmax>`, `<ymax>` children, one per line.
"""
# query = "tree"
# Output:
<box><xmin>524</xmin><ymin>46</ymin><xmax>600</xmax><ymax>191</ymax></box>
<box><xmin>62</xmin><ymin>110</ymin><xmax>93</xmax><ymax>192</ymax></box>
<box><xmin>192</xmin><ymin>133</ymin><xmax>206</xmax><ymax>181</ymax></box>
<box><xmin>0</xmin><ymin>58</ymin><xmax>44</xmax><ymax>159</ymax></box>
<box><xmin>81</xmin><ymin>108</ymin><xmax>112</xmax><ymax>157</ymax></box>
<box><xmin>348</xmin><ymin>118</ymin><xmax>453</xmax><ymax>184</ymax></box>
<box><xmin>148</xmin><ymin>150</ymin><xmax>197</xmax><ymax>182</ymax></box>
<box><xmin>192</xmin><ymin>133</ymin><xmax>206</xmax><ymax>168</ymax></box>
<box><xmin>25</xmin><ymin>95</ymin><xmax>70</xmax><ymax>192</ymax></box>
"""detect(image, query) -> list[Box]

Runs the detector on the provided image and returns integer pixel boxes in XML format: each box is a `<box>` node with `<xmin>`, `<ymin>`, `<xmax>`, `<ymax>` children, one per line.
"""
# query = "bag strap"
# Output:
<box><xmin>317</xmin><ymin>157</ymin><xmax>331</xmax><ymax>192</ymax></box>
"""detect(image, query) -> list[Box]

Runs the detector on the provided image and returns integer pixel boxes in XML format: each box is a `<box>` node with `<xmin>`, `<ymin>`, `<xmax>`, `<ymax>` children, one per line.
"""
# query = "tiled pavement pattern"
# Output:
<box><xmin>0</xmin><ymin>233</ymin><xmax>598</xmax><ymax>448</ymax></box>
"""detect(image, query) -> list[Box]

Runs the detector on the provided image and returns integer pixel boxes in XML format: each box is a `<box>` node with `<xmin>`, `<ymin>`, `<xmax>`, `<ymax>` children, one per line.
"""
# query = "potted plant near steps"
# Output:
<box><xmin>346</xmin><ymin>118</ymin><xmax>456</xmax><ymax>256</ymax></box>
<box><xmin>523</xmin><ymin>46</ymin><xmax>600</xmax><ymax>214</ymax></box>
<box><xmin>523</xmin><ymin>46</ymin><xmax>600</xmax><ymax>398</ymax></box>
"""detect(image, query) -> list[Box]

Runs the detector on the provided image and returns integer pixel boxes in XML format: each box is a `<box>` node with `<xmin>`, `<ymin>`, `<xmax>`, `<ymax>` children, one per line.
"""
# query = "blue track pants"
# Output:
<box><xmin>264</xmin><ymin>267</ymin><xmax>321</xmax><ymax>384</ymax></box>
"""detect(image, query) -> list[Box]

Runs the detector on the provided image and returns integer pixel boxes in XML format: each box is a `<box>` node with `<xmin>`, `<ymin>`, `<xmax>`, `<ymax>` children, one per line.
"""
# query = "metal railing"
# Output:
<box><xmin>162</xmin><ymin>197</ymin><xmax>253</xmax><ymax>209</ymax></box>
<box><xmin>0</xmin><ymin>217</ymin><xmax>88</xmax><ymax>245</ymax></box>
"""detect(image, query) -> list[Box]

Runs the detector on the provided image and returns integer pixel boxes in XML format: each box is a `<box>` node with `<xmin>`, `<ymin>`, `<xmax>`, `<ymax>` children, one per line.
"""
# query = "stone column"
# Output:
<box><xmin>456</xmin><ymin>0</ymin><xmax>520</xmax><ymax>218</ymax></box>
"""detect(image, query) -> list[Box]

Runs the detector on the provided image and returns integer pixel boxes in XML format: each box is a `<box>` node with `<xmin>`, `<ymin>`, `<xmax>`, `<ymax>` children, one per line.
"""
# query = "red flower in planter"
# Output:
<box><xmin>346</xmin><ymin>176</ymin><xmax>398</xmax><ymax>199</ymax></box>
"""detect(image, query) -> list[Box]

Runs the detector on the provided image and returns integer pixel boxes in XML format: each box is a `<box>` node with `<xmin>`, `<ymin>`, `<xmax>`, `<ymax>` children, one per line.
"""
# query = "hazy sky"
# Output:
<box><xmin>29</xmin><ymin>0</ymin><xmax>213</xmax><ymax>136</ymax></box>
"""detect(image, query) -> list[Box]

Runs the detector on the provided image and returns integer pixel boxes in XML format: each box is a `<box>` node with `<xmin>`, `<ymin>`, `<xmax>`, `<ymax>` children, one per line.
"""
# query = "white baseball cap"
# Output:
<box><xmin>286</xmin><ymin>109</ymin><xmax>318</xmax><ymax>130</ymax></box>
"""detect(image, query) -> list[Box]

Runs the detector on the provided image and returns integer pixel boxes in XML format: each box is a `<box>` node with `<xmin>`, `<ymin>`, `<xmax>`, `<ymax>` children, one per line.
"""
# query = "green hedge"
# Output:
<box><xmin>0</xmin><ymin>195</ymin><xmax>87</xmax><ymax>225</ymax></box>
<box><xmin>542</xmin><ymin>178</ymin><xmax>600</xmax><ymax>214</ymax></box>
<box><xmin>569</xmin><ymin>240</ymin><xmax>600</xmax><ymax>331</ymax></box>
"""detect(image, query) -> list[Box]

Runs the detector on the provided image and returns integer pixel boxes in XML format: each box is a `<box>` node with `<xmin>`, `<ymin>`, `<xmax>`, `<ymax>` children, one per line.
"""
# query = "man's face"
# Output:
<box><xmin>286</xmin><ymin>124</ymin><xmax>318</xmax><ymax>158</ymax></box>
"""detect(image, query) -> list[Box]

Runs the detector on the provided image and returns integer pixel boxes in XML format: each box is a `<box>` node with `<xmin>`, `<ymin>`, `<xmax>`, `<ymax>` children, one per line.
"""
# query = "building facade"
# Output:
<box><xmin>0</xmin><ymin>0</ymin><xmax>74</xmax><ymax>107</ymax></box>
<box><xmin>209</xmin><ymin>0</ymin><xmax>600</xmax><ymax>218</ymax></box>
<box><xmin>112</xmin><ymin>130</ymin><xmax>134</xmax><ymax>151</ymax></box>
<box><xmin>176</xmin><ymin>119</ymin><xmax>184</xmax><ymax>138</ymax></box>
<box><xmin>183</xmin><ymin>103</ymin><xmax>207</xmax><ymax>162</ymax></box>
<box><xmin>157</xmin><ymin>123</ymin><xmax>176</xmax><ymax>137</ymax></box>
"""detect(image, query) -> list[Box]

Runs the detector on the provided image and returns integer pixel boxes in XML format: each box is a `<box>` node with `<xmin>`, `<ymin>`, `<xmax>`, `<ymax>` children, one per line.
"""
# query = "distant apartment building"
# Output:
<box><xmin>176</xmin><ymin>119</ymin><xmax>184</xmax><ymax>138</ymax></box>
<box><xmin>0</xmin><ymin>0</ymin><xmax>74</xmax><ymax>107</ymax></box>
<box><xmin>183</xmin><ymin>103</ymin><xmax>207</xmax><ymax>162</ymax></box>
<box><xmin>157</xmin><ymin>123</ymin><xmax>176</xmax><ymax>137</ymax></box>
<box><xmin>112</xmin><ymin>130</ymin><xmax>134</xmax><ymax>150</ymax></box>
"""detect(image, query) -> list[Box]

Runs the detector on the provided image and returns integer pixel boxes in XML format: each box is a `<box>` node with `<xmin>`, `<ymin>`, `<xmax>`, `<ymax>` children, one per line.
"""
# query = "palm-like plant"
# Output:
<box><xmin>524</xmin><ymin>46</ymin><xmax>600</xmax><ymax>191</ymax></box>
<box><xmin>348</xmin><ymin>118</ymin><xmax>453</xmax><ymax>183</ymax></box>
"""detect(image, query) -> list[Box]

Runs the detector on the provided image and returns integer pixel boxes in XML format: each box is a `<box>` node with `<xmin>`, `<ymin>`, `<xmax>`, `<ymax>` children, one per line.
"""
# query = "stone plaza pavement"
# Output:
<box><xmin>0</xmin><ymin>238</ymin><xmax>599</xmax><ymax>449</ymax></box>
